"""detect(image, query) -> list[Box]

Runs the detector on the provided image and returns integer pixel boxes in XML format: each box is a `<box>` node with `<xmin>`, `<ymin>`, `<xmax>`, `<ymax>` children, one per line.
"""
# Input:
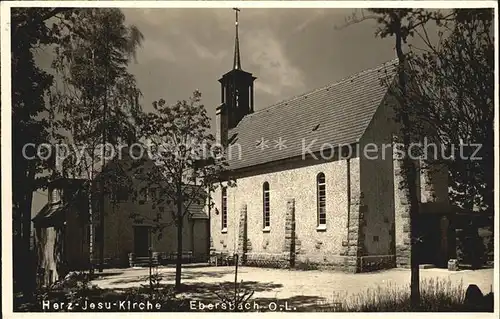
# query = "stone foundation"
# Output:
<box><xmin>359</xmin><ymin>255</ymin><xmax>396</xmax><ymax>272</ymax></box>
<box><xmin>245</xmin><ymin>252</ymin><xmax>290</xmax><ymax>268</ymax></box>
<box><xmin>238</xmin><ymin>253</ymin><xmax>397</xmax><ymax>273</ymax></box>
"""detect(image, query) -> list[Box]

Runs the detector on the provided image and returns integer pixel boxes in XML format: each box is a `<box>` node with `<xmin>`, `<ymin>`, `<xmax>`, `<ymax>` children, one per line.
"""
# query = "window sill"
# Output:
<box><xmin>262</xmin><ymin>227</ymin><xmax>271</xmax><ymax>233</ymax></box>
<box><xmin>221</xmin><ymin>228</ymin><xmax>228</xmax><ymax>234</ymax></box>
<box><xmin>316</xmin><ymin>224</ymin><xmax>327</xmax><ymax>232</ymax></box>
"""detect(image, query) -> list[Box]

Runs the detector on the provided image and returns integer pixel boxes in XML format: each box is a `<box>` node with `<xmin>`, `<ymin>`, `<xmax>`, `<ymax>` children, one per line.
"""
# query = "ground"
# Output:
<box><xmin>91</xmin><ymin>265</ymin><xmax>493</xmax><ymax>310</ymax></box>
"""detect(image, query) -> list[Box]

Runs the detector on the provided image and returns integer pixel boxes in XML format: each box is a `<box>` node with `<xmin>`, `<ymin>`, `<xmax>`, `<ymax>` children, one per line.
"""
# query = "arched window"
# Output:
<box><xmin>263</xmin><ymin>182</ymin><xmax>270</xmax><ymax>229</ymax></box>
<box><xmin>221</xmin><ymin>187</ymin><xmax>228</xmax><ymax>230</ymax></box>
<box><xmin>317</xmin><ymin>173</ymin><xmax>326</xmax><ymax>226</ymax></box>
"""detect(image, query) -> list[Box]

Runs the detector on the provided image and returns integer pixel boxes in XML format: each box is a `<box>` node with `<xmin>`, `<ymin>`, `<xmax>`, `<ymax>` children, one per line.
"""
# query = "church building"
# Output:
<box><xmin>209</xmin><ymin>10</ymin><xmax>450</xmax><ymax>272</ymax></box>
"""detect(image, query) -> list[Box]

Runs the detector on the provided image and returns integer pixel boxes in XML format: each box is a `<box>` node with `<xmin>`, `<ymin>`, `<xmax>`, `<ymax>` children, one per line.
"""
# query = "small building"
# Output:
<box><xmin>33</xmin><ymin>178</ymin><xmax>89</xmax><ymax>285</ymax></box>
<box><xmin>33</xmin><ymin>152</ymin><xmax>209</xmax><ymax>286</ymax></box>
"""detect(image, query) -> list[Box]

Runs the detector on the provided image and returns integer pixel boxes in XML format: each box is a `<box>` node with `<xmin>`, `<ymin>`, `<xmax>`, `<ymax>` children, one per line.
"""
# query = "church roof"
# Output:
<box><xmin>226</xmin><ymin>59</ymin><xmax>398</xmax><ymax>170</ymax></box>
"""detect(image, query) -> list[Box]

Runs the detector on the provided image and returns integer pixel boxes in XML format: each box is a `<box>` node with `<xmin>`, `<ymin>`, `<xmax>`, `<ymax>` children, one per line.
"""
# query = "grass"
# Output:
<box><xmin>315</xmin><ymin>278</ymin><xmax>485</xmax><ymax>312</ymax></box>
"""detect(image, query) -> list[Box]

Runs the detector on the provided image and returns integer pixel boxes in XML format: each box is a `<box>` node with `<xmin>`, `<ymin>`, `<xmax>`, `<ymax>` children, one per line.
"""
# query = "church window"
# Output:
<box><xmin>317</xmin><ymin>173</ymin><xmax>326</xmax><ymax>226</ymax></box>
<box><xmin>263</xmin><ymin>182</ymin><xmax>270</xmax><ymax>229</ymax></box>
<box><xmin>221</xmin><ymin>187</ymin><xmax>228</xmax><ymax>231</ymax></box>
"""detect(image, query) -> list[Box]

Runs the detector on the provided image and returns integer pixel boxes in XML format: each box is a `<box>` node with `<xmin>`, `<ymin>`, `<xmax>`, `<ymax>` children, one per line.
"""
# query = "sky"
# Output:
<box><xmin>32</xmin><ymin>8</ymin><xmax>403</xmax><ymax>215</ymax></box>
<box><xmin>122</xmin><ymin>8</ymin><xmax>397</xmax><ymax>117</ymax></box>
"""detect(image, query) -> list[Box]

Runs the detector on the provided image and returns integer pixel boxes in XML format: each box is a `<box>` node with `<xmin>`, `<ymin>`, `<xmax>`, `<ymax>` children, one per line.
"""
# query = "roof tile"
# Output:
<box><xmin>226</xmin><ymin>60</ymin><xmax>398</xmax><ymax>170</ymax></box>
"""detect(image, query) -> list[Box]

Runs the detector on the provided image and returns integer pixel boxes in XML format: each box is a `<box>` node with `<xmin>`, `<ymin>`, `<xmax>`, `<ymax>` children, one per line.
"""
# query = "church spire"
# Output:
<box><xmin>217</xmin><ymin>7</ymin><xmax>256</xmax><ymax>132</ymax></box>
<box><xmin>233</xmin><ymin>8</ymin><xmax>242</xmax><ymax>70</ymax></box>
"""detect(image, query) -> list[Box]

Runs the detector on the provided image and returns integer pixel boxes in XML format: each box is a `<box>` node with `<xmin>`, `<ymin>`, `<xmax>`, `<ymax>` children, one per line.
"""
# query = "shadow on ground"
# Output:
<box><xmin>172</xmin><ymin>281</ymin><xmax>338</xmax><ymax>311</ymax></box>
<box><xmin>91</xmin><ymin>271</ymin><xmax>126</xmax><ymax>279</ymax></box>
<box><xmin>178</xmin><ymin>280</ymin><xmax>283</xmax><ymax>300</ymax></box>
<box><xmin>105</xmin><ymin>269</ymin><xmax>240</xmax><ymax>286</ymax></box>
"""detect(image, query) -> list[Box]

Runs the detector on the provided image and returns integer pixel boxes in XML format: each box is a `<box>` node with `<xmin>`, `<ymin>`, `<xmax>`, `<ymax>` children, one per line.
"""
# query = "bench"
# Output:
<box><xmin>158</xmin><ymin>251</ymin><xmax>194</xmax><ymax>264</ymax></box>
<box><xmin>209</xmin><ymin>252</ymin><xmax>236</xmax><ymax>266</ymax></box>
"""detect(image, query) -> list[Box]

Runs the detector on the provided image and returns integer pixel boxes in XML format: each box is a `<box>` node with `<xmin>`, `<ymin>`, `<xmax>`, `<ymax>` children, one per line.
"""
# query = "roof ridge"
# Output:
<box><xmin>246</xmin><ymin>58</ymin><xmax>398</xmax><ymax>118</ymax></box>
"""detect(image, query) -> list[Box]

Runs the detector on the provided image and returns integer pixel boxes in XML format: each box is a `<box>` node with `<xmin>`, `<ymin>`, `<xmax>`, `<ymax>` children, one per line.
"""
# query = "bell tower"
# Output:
<box><xmin>218</xmin><ymin>8</ymin><xmax>256</xmax><ymax>130</ymax></box>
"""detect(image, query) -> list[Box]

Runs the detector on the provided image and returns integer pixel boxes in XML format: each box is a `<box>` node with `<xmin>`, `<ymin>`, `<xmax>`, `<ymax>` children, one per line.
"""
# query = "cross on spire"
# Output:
<box><xmin>233</xmin><ymin>8</ymin><xmax>242</xmax><ymax>70</ymax></box>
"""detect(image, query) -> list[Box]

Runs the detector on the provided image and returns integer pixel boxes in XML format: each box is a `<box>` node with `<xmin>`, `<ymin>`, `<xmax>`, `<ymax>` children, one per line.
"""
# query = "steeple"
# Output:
<box><xmin>216</xmin><ymin>8</ymin><xmax>256</xmax><ymax>139</ymax></box>
<box><xmin>233</xmin><ymin>8</ymin><xmax>242</xmax><ymax>70</ymax></box>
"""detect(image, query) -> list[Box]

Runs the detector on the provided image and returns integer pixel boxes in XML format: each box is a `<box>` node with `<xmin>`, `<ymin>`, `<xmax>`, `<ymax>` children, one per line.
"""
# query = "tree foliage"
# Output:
<box><xmin>363</xmin><ymin>8</ymin><xmax>494</xmax><ymax>212</ymax></box>
<box><xmin>132</xmin><ymin>90</ymin><xmax>231</xmax><ymax>290</ymax></box>
<box><xmin>49</xmin><ymin>8</ymin><xmax>145</xmax><ymax>273</ymax></box>
<box><xmin>52</xmin><ymin>8</ymin><xmax>144</xmax><ymax>179</ymax></box>
<box><xmin>403</xmin><ymin>9</ymin><xmax>494</xmax><ymax>212</ymax></box>
<box><xmin>11</xmin><ymin>7</ymin><xmax>145</xmax><ymax>291</ymax></box>
<box><xmin>341</xmin><ymin>8</ymin><xmax>494</xmax><ymax>310</ymax></box>
<box><xmin>11</xmin><ymin>7</ymin><xmax>80</xmax><ymax>294</ymax></box>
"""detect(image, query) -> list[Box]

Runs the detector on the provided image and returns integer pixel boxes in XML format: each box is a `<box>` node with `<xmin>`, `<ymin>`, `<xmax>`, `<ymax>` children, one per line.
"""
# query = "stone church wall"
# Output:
<box><xmin>211</xmin><ymin>157</ymin><xmax>355</xmax><ymax>270</ymax></box>
<box><xmin>358</xmin><ymin>96</ymin><xmax>398</xmax><ymax>270</ymax></box>
<box><xmin>210</xmin><ymin>95</ymin><xmax>450</xmax><ymax>272</ymax></box>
